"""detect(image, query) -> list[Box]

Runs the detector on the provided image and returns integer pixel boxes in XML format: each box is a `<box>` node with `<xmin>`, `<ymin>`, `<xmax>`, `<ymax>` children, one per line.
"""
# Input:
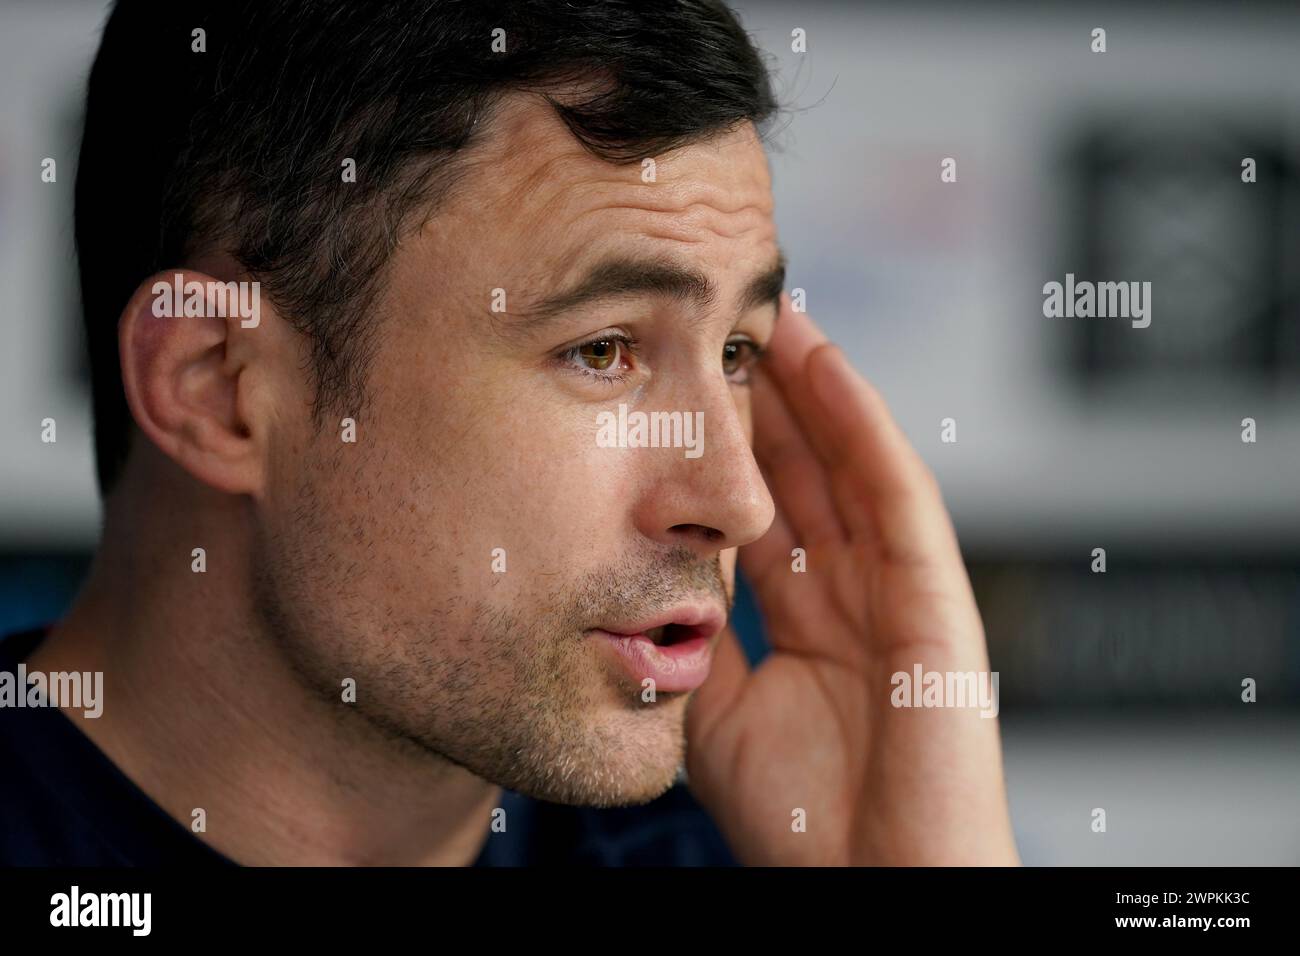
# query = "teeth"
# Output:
<box><xmin>645</xmin><ymin>626</ymin><xmax>666</xmax><ymax>645</ymax></box>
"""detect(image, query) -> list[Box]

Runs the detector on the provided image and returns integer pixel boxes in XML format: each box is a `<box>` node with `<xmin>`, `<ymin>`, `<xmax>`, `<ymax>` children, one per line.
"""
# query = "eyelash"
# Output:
<box><xmin>558</xmin><ymin>333</ymin><xmax>640</xmax><ymax>387</ymax></box>
<box><xmin>725</xmin><ymin>339</ymin><xmax>767</xmax><ymax>385</ymax></box>
<box><xmin>557</xmin><ymin>334</ymin><xmax>766</xmax><ymax>386</ymax></box>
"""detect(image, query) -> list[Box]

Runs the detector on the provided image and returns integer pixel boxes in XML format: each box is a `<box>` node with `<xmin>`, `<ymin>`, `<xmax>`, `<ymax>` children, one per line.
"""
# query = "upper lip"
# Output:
<box><xmin>594</xmin><ymin>604</ymin><xmax>726</xmax><ymax>643</ymax></box>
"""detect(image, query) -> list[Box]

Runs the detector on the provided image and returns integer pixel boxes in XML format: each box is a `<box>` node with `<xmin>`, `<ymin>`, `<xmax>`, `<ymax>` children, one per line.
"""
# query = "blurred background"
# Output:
<box><xmin>2</xmin><ymin>1</ymin><xmax>1297</xmax><ymax>864</ymax></box>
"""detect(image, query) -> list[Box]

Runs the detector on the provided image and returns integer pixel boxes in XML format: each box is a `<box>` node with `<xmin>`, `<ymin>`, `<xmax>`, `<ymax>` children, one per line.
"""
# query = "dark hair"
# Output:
<box><xmin>76</xmin><ymin>0</ymin><xmax>779</xmax><ymax>493</ymax></box>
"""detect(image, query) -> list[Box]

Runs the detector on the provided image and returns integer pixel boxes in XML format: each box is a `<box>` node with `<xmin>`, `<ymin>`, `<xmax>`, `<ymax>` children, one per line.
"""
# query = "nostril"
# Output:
<box><xmin>669</xmin><ymin>524</ymin><xmax>724</xmax><ymax>543</ymax></box>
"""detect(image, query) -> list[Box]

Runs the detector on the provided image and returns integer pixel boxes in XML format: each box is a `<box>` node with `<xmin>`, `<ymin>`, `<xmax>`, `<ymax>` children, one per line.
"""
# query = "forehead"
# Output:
<box><xmin>432</xmin><ymin>91</ymin><xmax>777</xmax><ymax>294</ymax></box>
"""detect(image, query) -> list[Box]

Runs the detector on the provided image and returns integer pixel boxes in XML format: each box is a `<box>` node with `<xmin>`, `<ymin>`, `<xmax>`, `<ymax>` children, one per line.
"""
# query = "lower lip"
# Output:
<box><xmin>592</xmin><ymin>631</ymin><xmax>714</xmax><ymax>693</ymax></box>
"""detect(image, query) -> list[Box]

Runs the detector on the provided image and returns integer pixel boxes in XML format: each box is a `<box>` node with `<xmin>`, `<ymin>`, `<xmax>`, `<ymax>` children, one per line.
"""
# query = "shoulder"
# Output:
<box><xmin>0</xmin><ymin>626</ymin><xmax>232</xmax><ymax>866</ymax></box>
<box><xmin>0</xmin><ymin>631</ymin><xmax>125</xmax><ymax>865</ymax></box>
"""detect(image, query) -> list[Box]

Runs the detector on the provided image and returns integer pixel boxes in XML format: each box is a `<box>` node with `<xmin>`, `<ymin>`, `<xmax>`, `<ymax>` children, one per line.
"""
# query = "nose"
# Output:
<box><xmin>632</xmin><ymin>380</ymin><xmax>776</xmax><ymax>559</ymax></box>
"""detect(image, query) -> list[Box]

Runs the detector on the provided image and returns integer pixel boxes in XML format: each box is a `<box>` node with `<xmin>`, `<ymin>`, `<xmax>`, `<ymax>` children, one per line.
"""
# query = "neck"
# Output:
<box><xmin>29</xmin><ymin>450</ymin><xmax>500</xmax><ymax>866</ymax></box>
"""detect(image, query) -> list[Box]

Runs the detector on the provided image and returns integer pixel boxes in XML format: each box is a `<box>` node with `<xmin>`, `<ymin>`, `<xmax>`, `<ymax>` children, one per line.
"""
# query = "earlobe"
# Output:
<box><xmin>118</xmin><ymin>269</ymin><xmax>265</xmax><ymax>496</ymax></box>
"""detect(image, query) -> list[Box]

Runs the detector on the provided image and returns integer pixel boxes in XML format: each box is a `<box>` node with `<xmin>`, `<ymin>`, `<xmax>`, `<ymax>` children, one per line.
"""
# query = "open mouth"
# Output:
<box><xmin>590</xmin><ymin>606</ymin><xmax>725</xmax><ymax>693</ymax></box>
<box><xmin>592</xmin><ymin>605</ymin><xmax>725</xmax><ymax>649</ymax></box>
<box><xmin>643</xmin><ymin>623</ymin><xmax>700</xmax><ymax>647</ymax></box>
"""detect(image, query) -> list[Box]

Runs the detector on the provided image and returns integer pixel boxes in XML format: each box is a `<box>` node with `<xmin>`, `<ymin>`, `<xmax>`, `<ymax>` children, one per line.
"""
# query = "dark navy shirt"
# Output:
<box><xmin>0</xmin><ymin>627</ymin><xmax>736</xmax><ymax>866</ymax></box>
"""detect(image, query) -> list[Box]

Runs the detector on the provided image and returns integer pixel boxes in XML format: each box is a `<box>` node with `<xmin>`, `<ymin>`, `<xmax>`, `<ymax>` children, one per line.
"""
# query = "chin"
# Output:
<box><xmin>573</xmin><ymin>761</ymin><xmax>682</xmax><ymax>809</ymax></box>
<box><xmin>521</xmin><ymin>710</ymin><xmax>687</xmax><ymax>808</ymax></box>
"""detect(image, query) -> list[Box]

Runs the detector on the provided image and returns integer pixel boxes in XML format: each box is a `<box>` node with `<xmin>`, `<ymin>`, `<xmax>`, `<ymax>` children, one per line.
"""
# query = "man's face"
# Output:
<box><xmin>254</xmin><ymin>92</ymin><xmax>778</xmax><ymax>806</ymax></box>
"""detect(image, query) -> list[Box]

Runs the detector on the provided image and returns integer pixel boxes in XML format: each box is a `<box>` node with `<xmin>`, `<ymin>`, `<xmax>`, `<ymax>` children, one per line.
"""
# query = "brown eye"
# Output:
<box><xmin>723</xmin><ymin>339</ymin><xmax>758</xmax><ymax>378</ymax></box>
<box><xmin>578</xmin><ymin>339</ymin><xmax>620</xmax><ymax>371</ymax></box>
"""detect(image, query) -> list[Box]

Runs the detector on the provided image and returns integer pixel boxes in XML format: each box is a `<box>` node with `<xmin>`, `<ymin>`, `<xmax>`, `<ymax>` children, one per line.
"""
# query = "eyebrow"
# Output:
<box><xmin>513</xmin><ymin>249</ymin><xmax>787</xmax><ymax>330</ymax></box>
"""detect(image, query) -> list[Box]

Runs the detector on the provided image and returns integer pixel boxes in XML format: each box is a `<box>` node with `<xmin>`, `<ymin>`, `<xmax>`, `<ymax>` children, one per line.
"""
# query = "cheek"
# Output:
<box><xmin>386</xmin><ymin>404</ymin><xmax>642</xmax><ymax>589</ymax></box>
<box><xmin>364</xmin><ymin>321</ymin><xmax>645</xmax><ymax>587</ymax></box>
<box><xmin>496</xmin><ymin>435</ymin><xmax>640</xmax><ymax>558</ymax></box>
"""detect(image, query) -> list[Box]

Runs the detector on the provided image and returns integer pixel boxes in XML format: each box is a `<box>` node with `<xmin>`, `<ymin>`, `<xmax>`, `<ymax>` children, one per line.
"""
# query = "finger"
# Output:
<box><xmin>803</xmin><ymin>343</ymin><xmax>963</xmax><ymax>568</ymax></box>
<box><xmin>763</xmin><ymin>302</ymin><xmax>878</xmax><ymax>539</ymax></box>
<box><xmin>763</xmin><ymin>299</ymin><xmax>964</xmax><ymax>575</ymax></box>
<box><xmin>766</xmin><ymin>363</ymin><xmax>876</xmax><ymax>542</ymax></box>
<box><xmin>765</xmin><ymin>296</ymin><xmax>960</xmax><ymax>564</ymax></box>
<box><xmin>766</xmin><ymin>292</ymin><xmax>830</xmax><ymax>385</ymax></box>
<box><xmin>751</xmin><ymin>363</ymin><xmax>847</xmax><ymax>547</ymax></box>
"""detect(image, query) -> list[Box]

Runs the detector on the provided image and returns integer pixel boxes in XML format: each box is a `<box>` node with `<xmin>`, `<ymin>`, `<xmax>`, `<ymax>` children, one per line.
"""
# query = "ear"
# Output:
<box><xmin>118</xmin><ymin>270</ymin><xmax>271</xmax><ymax>496</ymax></box>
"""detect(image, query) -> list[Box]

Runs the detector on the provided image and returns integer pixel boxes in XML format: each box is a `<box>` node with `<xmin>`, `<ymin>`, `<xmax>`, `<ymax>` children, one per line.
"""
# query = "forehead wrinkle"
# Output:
<box><xmin>463</xmin><ymin>103</ymin><xmax>776</xmax><ymax>341</ymax></box>
<box><xmin>568</xmin><ymin>198</ymin><xmax>774</xmax><ymax>242</ymax></box>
